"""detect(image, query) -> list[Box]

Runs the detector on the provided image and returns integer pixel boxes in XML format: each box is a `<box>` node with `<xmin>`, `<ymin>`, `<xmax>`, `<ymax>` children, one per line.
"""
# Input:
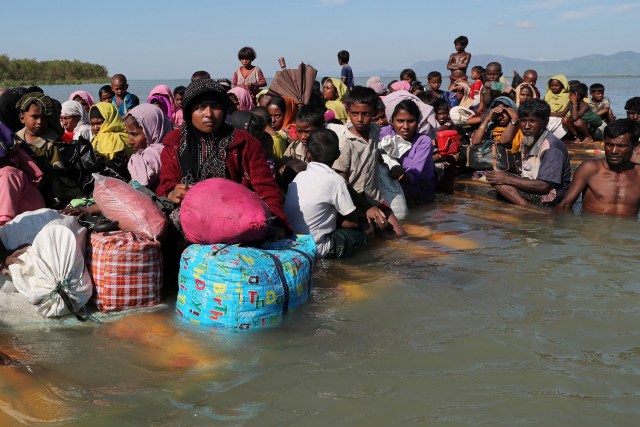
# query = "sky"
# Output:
<box><xmin>3</xmin><ymin>0</ymin><xmax>639</xmax><ymax>80</ymax></box>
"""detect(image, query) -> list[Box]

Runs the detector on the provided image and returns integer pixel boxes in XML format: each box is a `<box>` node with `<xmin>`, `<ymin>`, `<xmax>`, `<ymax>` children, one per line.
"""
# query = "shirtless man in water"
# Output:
<box><xmin>555</xmin><ymin>119</ymin><xmax>640</xmax><ymax>216</ymax></box>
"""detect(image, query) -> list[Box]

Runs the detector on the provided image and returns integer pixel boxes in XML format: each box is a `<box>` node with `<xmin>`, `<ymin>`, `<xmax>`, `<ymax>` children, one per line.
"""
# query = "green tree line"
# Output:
<box><xmin>0</xmin><ymin>54</ymin><xmax>109</xmax><ymax>85</ymax></box>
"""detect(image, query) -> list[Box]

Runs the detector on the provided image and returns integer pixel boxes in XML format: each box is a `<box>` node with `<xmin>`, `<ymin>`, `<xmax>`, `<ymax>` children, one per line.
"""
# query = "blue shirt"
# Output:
<box><xmin>341</xmin><ymin>65</ymin><xmax>354</xmax><ymax>90</ymax></box>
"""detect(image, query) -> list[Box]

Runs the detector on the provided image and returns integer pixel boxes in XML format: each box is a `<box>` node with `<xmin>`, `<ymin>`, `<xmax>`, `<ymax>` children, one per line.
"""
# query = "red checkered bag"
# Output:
<box><xmin>87</xmin><ymin>231</ymin><xmax>163</xmax><ymax>312</ymax></box>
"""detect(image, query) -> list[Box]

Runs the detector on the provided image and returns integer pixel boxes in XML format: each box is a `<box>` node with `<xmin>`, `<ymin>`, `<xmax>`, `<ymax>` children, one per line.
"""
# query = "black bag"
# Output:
<box><xmin>466</xmin><ymin>140</ymin><xmax>516</xmax><ymax>171</ymax></box>
<box><xmin>57</xmin><ymin>140</ymin><xmax>105</xmax><ymax>194</ymax></box>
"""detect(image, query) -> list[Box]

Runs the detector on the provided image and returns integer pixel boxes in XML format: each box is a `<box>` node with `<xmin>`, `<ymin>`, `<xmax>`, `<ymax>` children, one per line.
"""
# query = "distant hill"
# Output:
<box><xmin>351</xmin><ymin>51</ymin><xmax>640</xmax><ymax>79</ymax></box>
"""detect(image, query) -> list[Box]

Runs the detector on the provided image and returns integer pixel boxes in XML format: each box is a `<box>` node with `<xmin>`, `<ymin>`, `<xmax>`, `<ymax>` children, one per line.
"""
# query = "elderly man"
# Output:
<box><xmin>555</xmin><ymin>119</ymin><xmax>640</xmax><ymax>216</ymax></box>
<box><xmin>485</xmin><ymin>99</ymin><xmax>571</xmax><ymax>207</ymax></box>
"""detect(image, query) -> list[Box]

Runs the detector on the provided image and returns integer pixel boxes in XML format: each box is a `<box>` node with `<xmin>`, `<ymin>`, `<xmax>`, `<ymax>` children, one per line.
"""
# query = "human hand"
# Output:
<box><xmin>570</xmin><ymin>92</ymin><xmax>578</xmax><ymax>104</ymax></box>
<box><xmin>390</xmin><ymin>165</ymin><xmax>405</xmax><ymax>180</ymax></box>
<box><xmin>168</xmin><ymin>184</ymin><xmax>189</xmax><ymax>204</ymax></box>
<box><xmin>366</xmin><ymin>206</ymin><xmax>388</xmax><ymax>228</ymax></box>
<box><xmin>1</xmin><ymin>245</ymin><xmax>29</xmax><ymax>275</ymax></box>
<box><xmin>485</xmin><ymin>170</ymin><xmax>509</xmax><ymax>185</ymax></box>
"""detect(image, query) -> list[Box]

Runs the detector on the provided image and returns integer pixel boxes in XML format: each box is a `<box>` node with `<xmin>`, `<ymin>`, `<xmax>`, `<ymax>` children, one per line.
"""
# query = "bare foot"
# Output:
<box><xmin>582</xmin><ymin>136</ymin><xmax>594</xmax><ymax>144</ymax></box>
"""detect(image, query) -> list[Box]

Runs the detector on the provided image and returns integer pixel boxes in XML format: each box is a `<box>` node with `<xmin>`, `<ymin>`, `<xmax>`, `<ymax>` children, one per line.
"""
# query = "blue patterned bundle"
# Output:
<box><xmin>176</xmin><ymin>235</ymin><xmax>316</xmax><ymax>329</ymax></box>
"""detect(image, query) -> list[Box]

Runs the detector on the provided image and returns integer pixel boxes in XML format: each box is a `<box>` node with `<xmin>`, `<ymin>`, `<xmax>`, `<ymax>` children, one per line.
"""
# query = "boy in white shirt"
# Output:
<box><xmin>284</xmin><ymin>129</ymin><xmax>368</xmax><ymax>258</ymax></box>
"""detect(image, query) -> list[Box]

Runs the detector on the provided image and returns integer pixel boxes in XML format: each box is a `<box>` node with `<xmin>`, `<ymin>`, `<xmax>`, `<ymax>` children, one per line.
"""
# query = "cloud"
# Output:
<box><xmin>495</xmin><ymin>21</ymin><xmax>506</xmax><ymax>27</ymax></box>
<box><xmin>559</xmin><ymin>3</ymin><xmax>640</xmax><ymax>21</ymax></box>
<box><xmin>319</xmin><ymin>0</ymin><xmax>346</xmax><ymax>6</ymax></box>
<box><xmin>514</xmin><ymin>21</ymin><xmax>536</xmax><ymax>29</ymax></box>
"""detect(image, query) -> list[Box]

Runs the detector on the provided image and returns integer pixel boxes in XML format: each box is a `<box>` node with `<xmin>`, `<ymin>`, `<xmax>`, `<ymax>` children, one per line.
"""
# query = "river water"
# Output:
<box><xmin>2</xmin><ymin>194</ymin><xmax>640</xmax><ymax>425</ymax></box>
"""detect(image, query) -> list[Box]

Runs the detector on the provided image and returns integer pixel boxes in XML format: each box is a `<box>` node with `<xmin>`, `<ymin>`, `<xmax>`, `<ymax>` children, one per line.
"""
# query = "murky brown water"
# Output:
<box><xmin>2</xmin><ymin>194</ymin><xmax>640</xmax><ymax>426</ymax></box>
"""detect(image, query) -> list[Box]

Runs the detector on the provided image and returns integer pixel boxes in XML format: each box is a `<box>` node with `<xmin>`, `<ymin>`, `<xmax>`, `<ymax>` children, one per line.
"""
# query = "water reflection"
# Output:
<box><xmin>2</xmin><ymin>195</ymin><xmax>640</xmax><ymax>425</ymax></box>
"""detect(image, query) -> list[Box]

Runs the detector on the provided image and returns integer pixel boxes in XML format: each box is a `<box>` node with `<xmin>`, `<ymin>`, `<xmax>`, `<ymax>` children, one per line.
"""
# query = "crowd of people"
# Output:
<box><xmin>1</xmin><ymin>37</ymin><xmax>640</xmax><ymax>269</ymax></box>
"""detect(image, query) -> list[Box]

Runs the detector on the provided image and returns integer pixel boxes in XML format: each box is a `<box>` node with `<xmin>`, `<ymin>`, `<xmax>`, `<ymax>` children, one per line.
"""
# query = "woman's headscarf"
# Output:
<box><xmin>382</xmin><ymin>90</ymin><xmax>438</xmax><ymax>137</ymax></box>
<box><xmin>544</xmin><ymin>74</ymin><xmax>570</xmax><ymax>113</ymax></box>
<box><xmin>61</xmin><ymin>100</ymin><xmax>91</xmax><ymax>141</ymax></box>
<box><xmin>178</xmin><ymin>79</ymin><xmax>233</xmax><ymax>184</ymax></box>
<box><xmin>281</xmin><ymin>96</ymin><xmax>298</xmax><ymax>129</ymax></box>
<box><xmin>147</xmin><ymin>85</ymin><xmax>177</xmax><ymax>123</ymax></box>
<box><xmin>0</xmin><ymin>89</ymin><xmax>24</xmax><ymax>132</ymax></box>
<box><xmin>325</xmin><ymin>78</ymin><xmax>349</xmax><ymax>124</ymax></box>
<box><xmin>515</xmin><ymin>82</ymin><xmax>539</xmax><ymax>106</ymax></box>
<box><xmin>124</xmin><ymin>104</ymin><xmax>171</xmax><ymax>187</ymax></box>
<box><xmin>228</xmin><ymin>87</ymin><xmax>255</xmax><ymax>111</ymax></box>
<box><xmin>390</xmin><ymin>81</ymin><xmax>411</xmax><ymax>92</ymax></box>
<box><xmin>68</xmin><ymin>90</ymin><xmax>95</xmax><ymax>111</ymax></box>
<box><xmin>0</xmin><ymin>122</ymin><xmax>43</xmax><ymax>184</ymax></box>
<box><xmin>366</xmin><ymin>76</ymin><xmax>388</xmax><ymax>96</ymax></box>
<box><xmin>452</xmin><ymin>81</ymin><xmax>474</xmax><ymax>109</ymax></box>
<box><xmin>89</xmin><ymin>102</ymin><xmax>131</xmax><ymax>159</ymax></box>
<box><xmin>147</xmin><ymin>95</ymin><xmax>172</xmax><ymax>118</ymax></box>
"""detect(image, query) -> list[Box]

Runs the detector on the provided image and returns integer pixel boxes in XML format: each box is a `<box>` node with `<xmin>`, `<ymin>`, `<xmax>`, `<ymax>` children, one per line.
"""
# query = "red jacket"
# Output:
<box><xmin>157</xmin><ymin>128</ymin><xmax>290</xmax><ymax>230</ymax></box>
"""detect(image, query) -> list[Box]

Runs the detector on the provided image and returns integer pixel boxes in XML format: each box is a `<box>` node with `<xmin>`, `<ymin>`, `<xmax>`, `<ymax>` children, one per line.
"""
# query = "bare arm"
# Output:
<box><xmin>550</xmin><ymin>103</ymin><xmax>570</xmax><ymax>118</ymax></box>
<box><xmin>554</xmin><ymin>160</ymin><xmax>598</xmax><ymax>211</ymax></box>
<box><xmin>485</xmin><ymin>170</ymin><xmax>554</xmax><ymax>193</ymax></box>
<box><xmin>471</xmin><ymin>112</ymin><xmax>492</xmax><ymax>145</ymax></box>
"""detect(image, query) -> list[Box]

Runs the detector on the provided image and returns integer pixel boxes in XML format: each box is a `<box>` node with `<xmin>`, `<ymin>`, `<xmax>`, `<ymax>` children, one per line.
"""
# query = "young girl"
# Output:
<box><xmin>146</xmin><ymin>85</ymin><xmax>177</xmax><ymax>125</ymax></box>
<box><xmin>322</xmin><ymin>78</ymin><xmax>349</xmax><ymax>124</ymax></box>
<box><xmin>232</xmin><ymin>46</ymin><xmax>267</xmax><ymax>100</ymax></box>
<box><xmin>266</xmin><ymin>96</ymin><xmax>298</xmax><ymax>159</ymax></box>
<box><xmin>515</xmin><ymin>83</ymin><xmax>537</xmax><ymax>106</ymax></box>
<box><xmin>544</xmin><ymin>74</ymin><xmax>570</xmax><ymax>139</ymax></box>
<box><xmin>69</xmin><ymin>90</ymin><xmax>95</xmax><ymax>114</ymax></box>
<box><xmin>89</xmin><ymin>102</ymin><xmax>132</xmax><ymax>180</ymax></box>
<box><xmin>380</xmin><ymin>99</ymin><xmax>435</xmax><ymax>204</ymax></box>
<box><xmin>124</xmin><ymin>104</ymin><xmax>171</xmax><ymax>191</ymax></box>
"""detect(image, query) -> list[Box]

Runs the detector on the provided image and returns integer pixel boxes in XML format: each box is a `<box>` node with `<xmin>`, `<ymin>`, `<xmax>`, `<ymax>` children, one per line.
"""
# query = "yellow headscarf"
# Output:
<box><xmin>544</xmin><ymin>74</ymin><xmax>570</xmax><ymax>113</ymax></box>
<box><xmin>325</xmin><ymin>77</ymin><xmax>349</xmax><ymax>124</ymax></box>
<box><xmin>515</xmin><ymin>83</ymin><xmax>538</xmax><ymax>106</ymax></box>
<box><xmin>90</xmin><ymin>102</ymin><xmax>132</xmax><ymax>160</ymax></box>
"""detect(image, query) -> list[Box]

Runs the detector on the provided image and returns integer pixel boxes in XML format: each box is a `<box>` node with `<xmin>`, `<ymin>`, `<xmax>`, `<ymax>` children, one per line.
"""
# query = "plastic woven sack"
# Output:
<box><xmin>87</xmin><ymin>231</ymin><xmax>163</xmax><ymax>312</ymax></box>
<box><xmin>176</xmin><ymin>234</ymin><xmax>316</xmax><ymax>329</ymax></box>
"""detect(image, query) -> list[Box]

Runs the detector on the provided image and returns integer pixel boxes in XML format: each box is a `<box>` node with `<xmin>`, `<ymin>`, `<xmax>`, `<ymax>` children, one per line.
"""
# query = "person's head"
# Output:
<box><xmin>98</xmin><ymin>85</ymin><xmax>115</xmax><ymax>103</ymax></box>
<box><xmin>410</xmin><ymin>81</ymin><xmax>424</xmax><ymax>96</ymax></box>
<box><xmin>238</xmin><ymin>46</ymin><xmax>257</xmax><ymax>67</ymax></box>
<box><xmin>589</xmin><ymin>83</ymin><xmax>605</xmax><ymax>102</ymax></box>
<box><xmin>337</xmin><ymin>50</ymin><xmax>349</xmax><ymax>65</ymax></box>
<box><xmin>345</xmin><ymin>86</ymin><xmax>377</xmax><ymax>133</ymax></box>
<box><xmin>417</xmin><ymin>91</ymin><xmax>439</xmax><ymax>106</ymax></box>
<box><xmin>266</xmin><ymin>96</ymin><xmax>287</xmax><ymax>131</ymax></box>
<box><xmin>523</xmin><ymin>70</ymin><xmax>538</xmax><ymax>87</ymax></box>
<box><xmin>110</xmin><ymin>74</ymin><xmax>128</xmax><ymax>98</ymax></box>
<box><xmin>484</xmin><ymin>62</ymin><xmax>502</xmax><ymax>83</ymax></box>
<box><xmin>547</xmin><ymin>78</ymin><xmax>565</xmax><ymax>95</ymax></box>
<box><xmin>624</xmin><ymin>97</ymin><xmax>640</xmax><ymax>122</ymax></box>
<box><xmin>190</xmin><ymin>70</ymin><xmax>211</xmax><ymax>82</ymax></box>
<box><xmin>517</xmin><ymin>99</ymin><xmax>551</xmax><ymax>140</ymax></box>
<box><xmin>295</xmin><ymin>105</ymin><xmax>325</xmax><ymax>144</ymax></box>
<box><xmin>400</xmin><ymin>69</ymin><xmax>417</xmax><ymax>83</ymax></box>
<box><xmin>433</xmin><ymin>99</ymin><xmax>450</xmax><ymax>126</ymax></box>
<box><xmin>373</xmin><ymin>97</ymin><xmax>389</xmax><ymax>127</ymax></box>
<box><xmin>17</xmin><ymin>93</ymin><xmax>59</xmax><ymax>137</ymax></box>
<box><xmin>427</xmin><ymin>71</ymin><xmax>442</xmax><ymax>91</ymax></box>
<box><xmin>489</xmin><ymin>96</ymin><xmax>516</xmax><ymax>127</ymax></box>
<box><xmin>306</xmin><ymin>128</ymin><xmax>340</xmax><ymax>165</ymax></box>
<box><xmin>471</xmin><ymin>65</ymin><xmax>484</xmax><ymax>82</ymax></box>
<box><xmin>603</xmin><ymin>119</ymin><xmax>640</xmax><ymax>166</ymax></box>
<box><xmin>517</xmin><ymin>84</ymin><xmax>535</xmax><ymax>105</ymax></box>
<box><xmin>89</xmin><ymin>103</ymin><xmax>106</xmax><ymax>135</ymax></box>
<box><xmin>173</xmin><ymin>86</ymin><xmax>186</xmax><ymax>109</ymax></box>
<box><xmin>123</xmin><ymin>113</ymin><xmax>147</xmax><ymax>151</ymax></box>
<box><xmin>570</xmin><ymin>82</ymin><xmax>588</xmax><ymax>100</ymax></box>
<box><xmin>454</xmin><ymin>35</ymin><xmax>469</xmax><ymax>52</ymax></box>
<box><xmin>451</xmin><ymin>82</ymin><xmax>468</xmax><ymax>102</ymax></box>
<box><xmin>322</xmin><ymin>78</ymin><xmax>339</xmax><ymax>101</ymax></box>
<box><xmin>182</xmin><ymin>79</ymin><xmax>231</xmax><ymax>134</ymax></box>
<box><xmin>391</xmin><ymin>99</ymin><xmax>420</xmax><ymax>142</ymax></box>
<box><xmin>60</xmin><ymin>100</ymin><xmax>85</xmax><ymax>132</ymax></box>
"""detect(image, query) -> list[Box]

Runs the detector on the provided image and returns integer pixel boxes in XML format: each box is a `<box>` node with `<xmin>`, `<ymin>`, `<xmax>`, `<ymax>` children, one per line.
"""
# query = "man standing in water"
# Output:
<box><xmin>485</xmin><ymin>99</ymin><xmax>571</xmax><ymax>207</ymax></box>
<box><xmin>555</xmin><ymin>119</ymin><xmax>640</xmax><ymax>216</ymax></box>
